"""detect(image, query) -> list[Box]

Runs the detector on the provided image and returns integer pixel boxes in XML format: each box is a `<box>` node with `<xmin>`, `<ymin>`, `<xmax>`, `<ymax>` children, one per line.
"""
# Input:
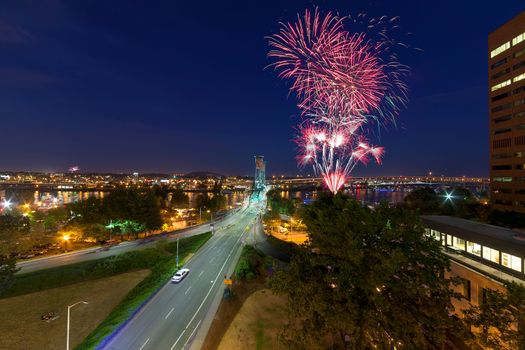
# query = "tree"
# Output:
<box><xmin>464</xmin><ymin>282</ymin><xmax>525</xmax><ymax>349</ymax></box>
<box><xmin>0</xmin><ymin>254</ymin><xmax>19</xmax><ymax>295</ymax></box>
<box><xmin>272</xmin><ymin>193</ymin><xmax>464</xmax><ymax>349</ymax></box>
<box><xmin>171</xmin><ymin>188</ymin><xmax>189</xmax><ymax>208</ymax></box>
<box><xmin>403</xmin><ymin>187</ymin><xmax>440</xmax><ymax>214</ymax></box>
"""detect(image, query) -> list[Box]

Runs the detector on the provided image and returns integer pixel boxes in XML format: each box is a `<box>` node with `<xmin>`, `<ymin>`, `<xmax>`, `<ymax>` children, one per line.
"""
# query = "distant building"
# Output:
<box><xmin>489</xmin><ymin>12</ymin><xmax>525</xmax><ymax>212</ymax></box>
<box><xmin>254</xmin><ymin>155</ymin><xmax>266</xmax><ymax>190</ymax></box>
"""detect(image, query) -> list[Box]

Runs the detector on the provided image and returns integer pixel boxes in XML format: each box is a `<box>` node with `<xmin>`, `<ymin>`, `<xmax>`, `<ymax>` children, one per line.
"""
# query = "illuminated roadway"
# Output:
<box><xmin>16</xmin><ymin>222</ymin><xmax>221</xmax><ymax>274</ymax></box>
<box><xmin>103</xmin><ymin>198</ymin><xmax>265</xmax><ymax>350</ymax></box>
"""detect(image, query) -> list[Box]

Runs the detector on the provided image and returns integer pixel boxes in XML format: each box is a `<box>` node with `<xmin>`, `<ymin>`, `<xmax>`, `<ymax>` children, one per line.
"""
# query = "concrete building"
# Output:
<box><xmin>489</xmin><ymin>12</ymin><xmax>525</xmax><ymax>212</ymax></box>
<box><xmin>422</xmin><ymin>216</ymin><xmax>524</xmax><ymax>346</ymax></box>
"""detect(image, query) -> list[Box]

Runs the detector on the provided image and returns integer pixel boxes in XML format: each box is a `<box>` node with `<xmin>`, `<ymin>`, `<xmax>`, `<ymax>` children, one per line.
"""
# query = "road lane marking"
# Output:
<box><xmin>139</xmin><ymin>338</ymin><xmax>150</xmax><ymax>350</ymax></box>
<box><xmin>210</xmin><ymin>257</ymin><xmax>215</xmax><ymax>263</ymax></box>
<box><xmin>165</xmin><ymin>307</ymin><xmax>174</xmax><ymax>319</ymax></box>
<box><xmin>185</xmin><ymin>286</ymin><xmax>192</xmax><ymax>295</ymax></box>
<box><xmin>198</xmin><ymin>270</ymin><xmax>204</xmax><ymax>277</ymax></box>
<box><xmin>170</xmin><ymin>330</ymin><xmax>186</xmax><ymax>350</ymax></box>
<box><xmin>169</xmin><ymin>221</ymin><xmax>249</xmax><ymax>350</ymax></box>
<box><xmin>183</xmin><ymin>319</ymin><xmax>202</xmax><ymax>347</ymax></box>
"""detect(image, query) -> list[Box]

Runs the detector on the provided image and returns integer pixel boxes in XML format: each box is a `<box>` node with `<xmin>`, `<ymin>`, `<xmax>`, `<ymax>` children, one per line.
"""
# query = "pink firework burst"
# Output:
<box><xmin>268</xmin><ymin>8</ymin><xmax>409</xmax><ymax>194</ymax></box>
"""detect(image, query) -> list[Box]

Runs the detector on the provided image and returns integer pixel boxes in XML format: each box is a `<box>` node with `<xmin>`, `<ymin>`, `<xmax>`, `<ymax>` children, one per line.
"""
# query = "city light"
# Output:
<box><xmin>444</xmin><ymin>191</ymin><xmax>454</xmax><ymax>201</ymax></box>
<box><xmin>2</xmin><ymin>199</ymin><xmax>12</xmax><ymax>209</ymax></box>
<box><xmin>62</xmin><ymin>235</ymin><xmax>70</xmax><ymax>241</ymax></box>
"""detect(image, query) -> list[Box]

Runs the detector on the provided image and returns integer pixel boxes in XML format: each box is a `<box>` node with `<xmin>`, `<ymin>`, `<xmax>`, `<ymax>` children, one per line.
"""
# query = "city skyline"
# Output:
<box><xmin>1</xmin><ymin>1</ymin><xmax>524</xmax><ymax>176</ymax></box>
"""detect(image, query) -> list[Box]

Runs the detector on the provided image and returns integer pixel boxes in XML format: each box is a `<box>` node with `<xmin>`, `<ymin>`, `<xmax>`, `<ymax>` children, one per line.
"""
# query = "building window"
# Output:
<box><xmin>494</xmin><ymin>199</ymin><xmax>512</xmax><ymax>205</ymax></box>
<box><xmin>482</xmin><ymin>246</ymin><xmax>500</xmax><ymax>264</ymax></box>
<box><xmin>493</xmin><ymin>176</ymin><xmax>512</xmax><ymax>182</ymax></box>
<box><xmin>514</xmin><ymin>60</ymin><xmax>525</xmax><ymax>71</ymax></box>
<box><xmin>491</xmin><ymin>79</ymin><xmax>511</xmax><ymax>92</ymax></box>
<box><xmin>513</xmin><ymin>32</ymin><xmax>525</xmax><ymax>46</ymax></box>
<box><xmin>517</xmin><ymin>152</ymin><xmax>525</xmax><ymax>158</ymax></box>
<box><xmin>515</xmin><ymin>98</ymin><xmax>525</xmax><ymax>107</ymax></box>
<box><xmin>479</xmin><ymin>288</ymin><xmax>488</xmax><ymax>306</ymax></box>
<box><xmin>491</xmin><ymin>102</ymin><xmax>513</xmax><ymax>113</ymax></box>
<box><xmin>492</xmin><ymin>153</ymin><xmax>512</xmax><ymax>159</ymax></box>
<box><xmin>501</xmin><ymin>252</ymin><xmax>522</xmax><ymax>272</ymax></box>
<box><xmin>493</xmin><ymin>127</ymin><xmax>512</xmax><ymax>135</ymax></box>
<box><xmin>446</xmin><ymin>234</ymin><xmax>452</xmax><ymax>246</ymax></box>
<box><xmin>462</xmin><ymin>279</ymin><xmax>471</xmax><ymax>302</ymax></box>
<box><xmin>493</xmin><ymin>114</ymin><xmax>512</xmax><ymax>123</ymax></box>
<box><xmin>515</xmin><ymin>48</ymin><xmax>525</xmax><ymax>59</ymax></box>
<box><xmin>491</xmin><ymin>41</ymin><xmax>510</xmax><ymax>58</ymax></box>
<box><xmin>515</xmin><ymin>164</ymin><xmax>525</xmax><ymax>170</ymax></box>
<box><xmin>491</xmin><ymin>91</ymin><xmax>510</xmax><ymax>101</ymax></box>
<box><xmin>492</xmin><ymin>165</ymin><xmax>512</xmax><ymax>170</ymax></box>
<box><xmin>466</xmin><ymin>241</ymin><xmax>481</xmax><ymax>256</ymax></box>
<box><xmin>492</xmin><ymin>57</ymin><xmax>508</xmax><ymax>69</ymax></box>
<box><xmin>514</xmin><ymin>73</ymin><xmax>525</xmax><ymax>84</ymax></box>
<box><xmin>452</xmin><ymin>237</ymin><xmax>465</xmax><ymax>250</ymax></box>
<box><xmin>515</xmin><ymin>85</ymin><xmax>525</xmax><ymax>95</ymax></box>
<box><xmin>516</xmin><ymin>112</ymin><xmax>525</xmax><ymax>119</ymax></box>
<box><xmin>430</xmin><ymin>229</ymin><xmax>441</xmax><ymax>241</ymax></box>
<box><xmin>491</xmin><ymin>68</ymin><xmax>511</xmax><ymax>80</ymax></box>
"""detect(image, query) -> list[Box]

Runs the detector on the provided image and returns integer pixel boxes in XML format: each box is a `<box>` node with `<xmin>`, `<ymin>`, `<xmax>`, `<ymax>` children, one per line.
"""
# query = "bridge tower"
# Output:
<box><xmin>254</xmin><ymin>156</ymin><xmax>266</xmax><ymax>191</ymax></box>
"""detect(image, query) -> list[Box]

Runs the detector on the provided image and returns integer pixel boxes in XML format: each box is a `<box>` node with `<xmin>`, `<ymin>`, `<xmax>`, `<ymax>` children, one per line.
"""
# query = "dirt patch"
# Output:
<box><xmin>215</xmin><ymin>289</ymin><xmax>287</xmax><ymax>350</ymax></box>
<box><xmin>0</xmin><ymin>269</ymin><xmax>150</xmax><ymax>350</ymax></box>
<box><xmin>201</xmin><ymin>278</ymin><xmax>266</xmax><ymax>350</ymax></box>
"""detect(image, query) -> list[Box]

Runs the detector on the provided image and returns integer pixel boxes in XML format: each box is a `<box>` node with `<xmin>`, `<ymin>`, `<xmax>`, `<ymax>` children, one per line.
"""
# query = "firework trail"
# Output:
<box><xmin>268</xmin><ymin>8</ymin><xmax>410</xmax><ymax>193</ymax></box>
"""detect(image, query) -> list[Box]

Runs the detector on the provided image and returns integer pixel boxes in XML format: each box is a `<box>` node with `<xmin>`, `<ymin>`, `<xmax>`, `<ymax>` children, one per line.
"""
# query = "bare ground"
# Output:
<box><xmin>217</xmin><ymin>289</ymin><xmax>287</xmax><ymax>350</ymax></box>
<box><xmin>0</xmin><ymin>269</ymin><xmax>150</xmax><ymax>350</ymax></box>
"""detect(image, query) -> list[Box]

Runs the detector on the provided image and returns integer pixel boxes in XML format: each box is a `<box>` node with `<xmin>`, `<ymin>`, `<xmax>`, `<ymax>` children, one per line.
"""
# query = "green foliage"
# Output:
<box><xmin>463</xmin><ymin>282</ymin><xmax>525</xmax><ymax>349</ymax></box>
<box><xmin>235</xmin><ymin>245</ymin><xmax>263</xmax><ymax>280</ymax></box>
<box><xmin>272</xmin><ymin>193</ymin><xmax>464</xmax><ymax>349</ymax></box>
<box><xmin>266</xmin><ymin>189</ymin><xmax>296</xmax><ymax>216</ymax></box>
<box><xmin>404</xmin><ymin>187</ymin><xmax>490</xmax><ymax>222</ymax></box>
<box><xmin>0</xmin><ymin>214</ymin><xmax>30</xmax><ymax>233</ymax></box>
<box><xmin>67</xmin><ymin>187</ymin><xmax>163</xmax><ymax>239</ymax></box>
<box><xmin>0</xmin><ymin>255</ymin><xmax>19</xmax><ymax>295</ymax></box>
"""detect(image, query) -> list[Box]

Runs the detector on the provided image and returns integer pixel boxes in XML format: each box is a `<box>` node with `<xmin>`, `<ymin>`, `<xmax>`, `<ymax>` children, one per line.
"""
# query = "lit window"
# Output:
<box><xmin>513</xmin><ymin>32</ymin><xmax>525</xmax><ymax>46</ymax></box>
<box><xmin>466</xmin><ymin>241</ymin><xmax>481</xmax><ymax>256</ymax></box>
<box><xmin>452</xmin><ymin>237</ymin><xmax>465</xmax><ymax>250</ymax></box>
<box><xmin>514</xmin><ymin>73</ymin><xmax>525</xmax><ymax>84</ymax></box>
<box><xmin>491</xmin><ymin>41</ymin><xmax>510</xmax><ymax>58</ymax></box>
<box><xmin>482</xmin><ymin>246</ymin><xmax>500</xmax><ymax>264</ymax></box>
<box><xmin>502</xmin><ymin>252</ymin><xmax>522</xmax><ymax>272</ymax></box>
<box><xmin>492</xmin><ymin>79</ymin><xmax>511</xmax><ymax>92</ymax></box>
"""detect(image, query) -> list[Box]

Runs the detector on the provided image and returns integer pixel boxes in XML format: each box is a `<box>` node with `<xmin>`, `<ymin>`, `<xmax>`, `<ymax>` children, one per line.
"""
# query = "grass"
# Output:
<box><xmin>3</xmin><ymin>249</ymin><xmax>165</xmax><ymax>299</ymax></box>
<box><xmin>76</xmin><ymin>232</ymin><xmax>211</xmax><ymax>349</ymax></box>
<box><xmin>0</xmin><ymin>270</ymin><xmax>149</xmax><ymax>350</ymax></box>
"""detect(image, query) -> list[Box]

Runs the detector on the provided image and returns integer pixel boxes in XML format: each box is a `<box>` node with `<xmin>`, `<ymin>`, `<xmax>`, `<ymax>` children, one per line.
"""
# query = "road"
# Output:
<box><xmin>103</xmin><ymin>199</ymin><xmax>264</xmax><ymax>350</ymax></box>
<box><xmin>16</xmin><ymin>211</ymin><xmax>239</xmax><ymax>275</ymax></box>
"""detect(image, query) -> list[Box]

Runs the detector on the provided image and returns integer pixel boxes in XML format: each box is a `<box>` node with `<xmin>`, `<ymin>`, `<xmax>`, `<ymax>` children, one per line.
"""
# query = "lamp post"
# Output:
<box><xmin>66</xmin><ymin>301</ymin><xmax>88</xmax><ymax>350</ymax></box>
<box><xmin>176</xmin><ymin>234</ymin><xmax>179</xmax><ymax>269</ymax></box>
<box><xmin>62</xmin><ymin>235</ymin><xmax>70</xmax><ymax>253</ymax></box>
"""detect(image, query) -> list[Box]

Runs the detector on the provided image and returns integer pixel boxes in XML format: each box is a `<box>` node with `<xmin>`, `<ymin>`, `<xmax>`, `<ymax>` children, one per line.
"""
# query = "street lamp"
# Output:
<box><xmin>66</xmin><ymin>301</ymin><xmax>88</xmax><ymax>350</ymax></box>
<box><xmin>62</xmin><ymin>235</ymin><xmax>70</xmax><ymax>252</ymax></box>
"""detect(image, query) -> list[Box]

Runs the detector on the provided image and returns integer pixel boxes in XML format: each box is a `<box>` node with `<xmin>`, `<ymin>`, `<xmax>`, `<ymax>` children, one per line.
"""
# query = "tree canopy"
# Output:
<box><xmin>272</xmin><ymin>193</ymin><xmax>464</xmax><ymax>349</ymax></box>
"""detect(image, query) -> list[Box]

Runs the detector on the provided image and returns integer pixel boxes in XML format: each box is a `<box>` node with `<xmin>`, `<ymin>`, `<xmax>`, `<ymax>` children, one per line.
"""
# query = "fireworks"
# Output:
<box><xmin>268</xmin><ymin>8</ymin><xmax>409</xmax><ymax>193</ymax></box>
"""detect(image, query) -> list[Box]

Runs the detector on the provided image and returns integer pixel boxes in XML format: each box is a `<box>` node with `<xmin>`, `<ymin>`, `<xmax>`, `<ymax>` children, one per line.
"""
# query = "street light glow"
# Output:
<box><xmin>2</xmin><ymin>199</ymin><xmax>11</xmax><ymax>209</ymax></box>
<box><xmin>63</xmin><ymin>235</ymin><xmax>70</xmax><ymax>241</ymax></box>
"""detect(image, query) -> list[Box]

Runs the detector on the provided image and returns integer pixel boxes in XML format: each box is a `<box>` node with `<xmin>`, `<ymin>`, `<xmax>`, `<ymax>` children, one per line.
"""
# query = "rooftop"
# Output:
<box><xmin>421</xmin><ymin>215</ymin><xmax>525</xmax><ymax>258</ymax></box>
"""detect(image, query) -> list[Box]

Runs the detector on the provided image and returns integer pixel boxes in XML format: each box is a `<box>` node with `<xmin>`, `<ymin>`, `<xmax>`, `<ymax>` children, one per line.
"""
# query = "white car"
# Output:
<box><xmin>171</xmin><ymin>268</ymin><xmax>190</xmax><ymax>283</ymax></box>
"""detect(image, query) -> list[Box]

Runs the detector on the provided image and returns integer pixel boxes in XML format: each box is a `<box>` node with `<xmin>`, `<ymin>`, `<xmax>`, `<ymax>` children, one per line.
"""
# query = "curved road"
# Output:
<box><xmin>103</xmin><ymin>199</ymin><xmax>265</xmax><ymax>350</ymax></box>
<box><xmin>16</xmin><ymin>210</ymin><xmax>240</xmax><ymax>275</ymax></box>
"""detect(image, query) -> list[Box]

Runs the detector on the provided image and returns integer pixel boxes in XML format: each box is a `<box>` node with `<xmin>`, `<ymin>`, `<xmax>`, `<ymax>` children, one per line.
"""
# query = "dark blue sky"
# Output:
<box><xmin>1</xmin><ymin>1</ymin><xmax>524</xmax><ymax>176</ymax></box>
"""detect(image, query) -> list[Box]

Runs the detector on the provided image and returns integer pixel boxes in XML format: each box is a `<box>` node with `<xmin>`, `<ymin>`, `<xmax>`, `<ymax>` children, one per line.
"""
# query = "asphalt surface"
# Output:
<box><xmin>16</xmin><ymin>213</ymin><xmax>237</xmax><ymax>275</ymax></box>
<box><xmin>103</xmin><ymin>199</ymin><xmax>265</xmax><ymax>350</ymax></box>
